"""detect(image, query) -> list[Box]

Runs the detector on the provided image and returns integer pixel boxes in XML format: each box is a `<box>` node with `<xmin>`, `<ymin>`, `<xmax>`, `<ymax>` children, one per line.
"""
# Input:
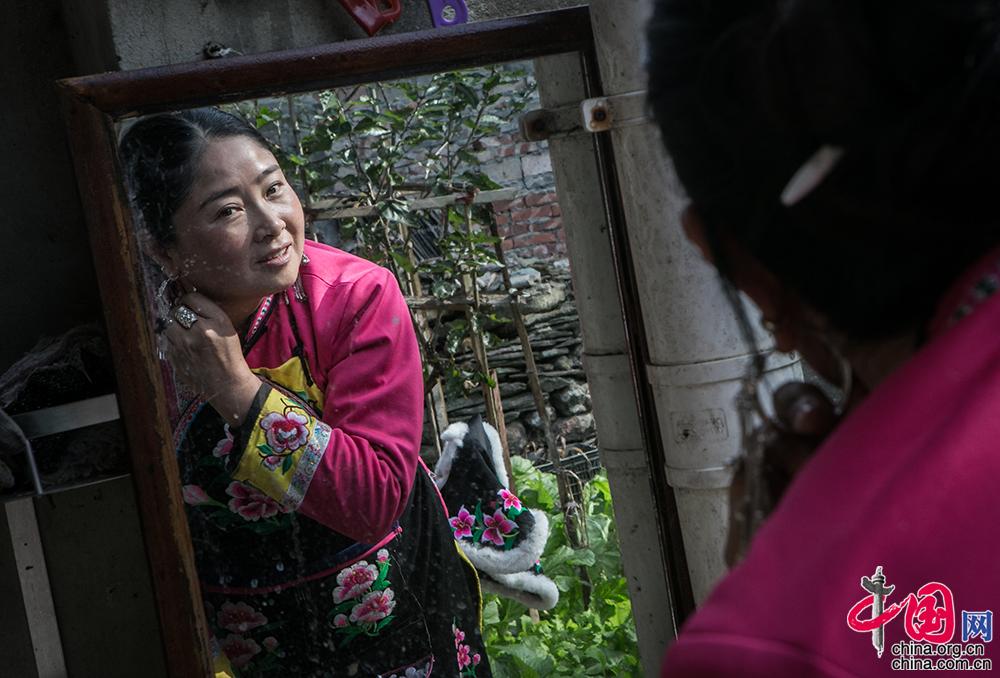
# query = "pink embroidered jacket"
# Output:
<box><xmin>231</xmin><ymin>240</ymin><xmax>424</xmax><ymax>545</ymax></box>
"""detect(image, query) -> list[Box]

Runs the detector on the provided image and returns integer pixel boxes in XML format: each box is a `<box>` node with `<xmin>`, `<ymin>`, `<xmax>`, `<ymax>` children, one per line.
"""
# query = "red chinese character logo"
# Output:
<box><xmin>903</xmin><ymin>583</ymin><xmax>955</xmax><ymax>643</ymax></box>
<box><xmin>846</xmin><ymin>567</ymin><xmax>955</xmax><ymax>656</ymax></box>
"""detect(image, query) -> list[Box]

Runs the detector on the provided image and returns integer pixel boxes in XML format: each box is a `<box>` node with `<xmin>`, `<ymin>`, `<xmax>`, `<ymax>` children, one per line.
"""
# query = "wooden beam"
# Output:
<box><xmin>308</xmin><ymin>188</ymin><xmax>520</xmax><ymax>220</ymax></box>
<box><xmin>56</xmin><ymin>90</ymin><xmax>212</xmax><ymax>677</ymax></box>
<box><xmin>58</xmin><ymin>8</ymin><xmax>593</xmax><ymax>118</ymax></box>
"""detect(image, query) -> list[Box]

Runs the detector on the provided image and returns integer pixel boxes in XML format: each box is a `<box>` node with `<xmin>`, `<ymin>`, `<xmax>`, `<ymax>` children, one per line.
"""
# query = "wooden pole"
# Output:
<box><xmin>486</xmin><ymin>211</ymin><xmax>570</xmax><ymax>510</ymax></box>
<box><xmin>457</xmin><ymin>205</ymin><xmax>513</xmax><ymax>474</ymax></box>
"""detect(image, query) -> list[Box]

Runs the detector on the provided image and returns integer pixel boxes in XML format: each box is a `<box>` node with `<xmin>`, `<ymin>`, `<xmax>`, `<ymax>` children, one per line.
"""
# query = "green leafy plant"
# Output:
<box><xmin>227</xmin><ymin>66</ymin><xmax>535</xmax><ymax>399</ymax></box>
<box><xmin>483</xmin><ymin>457</ymin><xmax>640</xmax><ymax>677</ymax></box>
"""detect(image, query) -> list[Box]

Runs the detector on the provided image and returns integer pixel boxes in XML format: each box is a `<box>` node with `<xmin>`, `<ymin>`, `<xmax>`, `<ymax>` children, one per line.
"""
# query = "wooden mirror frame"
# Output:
<box><xmin>56</xmin><ymin>8</ymin><xmax>607</xmax><ymax>675</ymax></box>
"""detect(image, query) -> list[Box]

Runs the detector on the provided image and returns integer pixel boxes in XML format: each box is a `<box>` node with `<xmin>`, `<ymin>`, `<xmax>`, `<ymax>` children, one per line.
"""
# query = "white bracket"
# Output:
<box><xmin>581</xmin><ymin>90</ymin><xmax>649</xmax><ymax>133</ymax></box>
<box><xmin>520</xmin><ymin>90</ymin><xmax>650</xmax><ymax>141</ymax></box>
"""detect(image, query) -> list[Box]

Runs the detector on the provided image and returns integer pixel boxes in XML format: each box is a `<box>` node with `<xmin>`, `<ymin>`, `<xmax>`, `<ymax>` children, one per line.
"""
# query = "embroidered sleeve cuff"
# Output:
<box><xmin>230</xmin><ymin>384</ymin><xmax>332</xmax><ymax>512</ymax></box>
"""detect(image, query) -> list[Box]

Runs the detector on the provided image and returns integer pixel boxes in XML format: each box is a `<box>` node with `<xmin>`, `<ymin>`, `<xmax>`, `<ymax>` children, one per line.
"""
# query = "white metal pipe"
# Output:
<box><xmin>586</xmin><ymin>0</ymin><xmax>803</xmax><ymax>606</ymax></box>
<box><xmin>534</xmin><ymin>52</ymin><xmax>677</xmax><ymax>677</ymax></box>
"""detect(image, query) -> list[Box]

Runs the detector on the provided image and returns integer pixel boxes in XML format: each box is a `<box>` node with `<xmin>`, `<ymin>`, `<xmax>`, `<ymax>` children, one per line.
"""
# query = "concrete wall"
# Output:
<box><xmin>66</xmin><ymin>0</ymin><xmax>586</xmax><ymax>72</ymax></box>
<box><xmin>468</xmin><ymin>0</ymin><xmax>585</xmax><ymax>22</ymax></box>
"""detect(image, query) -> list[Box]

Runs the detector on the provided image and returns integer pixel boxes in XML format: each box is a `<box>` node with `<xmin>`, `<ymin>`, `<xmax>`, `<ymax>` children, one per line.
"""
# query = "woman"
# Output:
<box><xmin>120</xmin><ymin>108</ymin><xmax>490</xmax><ymax>677</ymax></box>
<box><xmin>647</xmin><ymin>2</ymin><xmax>1000</xmax><ymax>676</ymax></box>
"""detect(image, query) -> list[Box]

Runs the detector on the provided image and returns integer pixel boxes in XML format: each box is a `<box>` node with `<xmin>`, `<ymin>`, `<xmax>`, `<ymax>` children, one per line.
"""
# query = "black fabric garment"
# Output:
<box><xmin>177</xmin><ymin>402</ymin><xmax>491</xmax><ymax>677</ymax></box>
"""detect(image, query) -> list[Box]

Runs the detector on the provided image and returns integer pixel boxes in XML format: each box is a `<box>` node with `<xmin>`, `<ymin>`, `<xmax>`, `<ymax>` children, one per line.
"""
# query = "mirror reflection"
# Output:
<box><xmin>118</xmin><ymin>63</ymin><xmax>638</xmax><ymax>677</ymax></box>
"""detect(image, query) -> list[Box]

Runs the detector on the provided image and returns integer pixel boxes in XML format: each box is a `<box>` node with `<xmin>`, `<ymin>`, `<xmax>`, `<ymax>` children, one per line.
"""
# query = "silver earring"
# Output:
<box><xmin>156</xmin><ymin>274</ymin><xmax>180</xmax><ymax>309</ymax></box>
<box><xmin>731</xmin><ymin>364</ymin><xmax>775</xmax><ymax>563</ymax></box>
<box><xmin>156</xmin><ymin>276</ymin><xmax>174</xmax><ymax>303</ymax></box>
<box><xmin>818</xmin><ymin>333</ymin><xmax>853</xmax><ymax>415</ymax></box>
<box><xmin>293</xmin><ymin>253</ymin><xmax>310</xmax><ymax>302</ymax></box>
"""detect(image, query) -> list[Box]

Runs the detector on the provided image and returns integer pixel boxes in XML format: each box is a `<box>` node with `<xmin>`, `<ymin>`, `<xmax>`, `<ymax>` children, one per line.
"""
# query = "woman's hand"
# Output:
<box><xmin>161</xmin><ymin>291</ymin><xmax>261</xmax><ymax>426</ymax></box>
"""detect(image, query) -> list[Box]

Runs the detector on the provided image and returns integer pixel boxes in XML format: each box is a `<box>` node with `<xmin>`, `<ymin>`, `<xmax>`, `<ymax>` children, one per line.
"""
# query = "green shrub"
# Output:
<box><xmin>483</xmin><ymin>456</ymin><xmax>640</xmax><ymax>677</ymax></box>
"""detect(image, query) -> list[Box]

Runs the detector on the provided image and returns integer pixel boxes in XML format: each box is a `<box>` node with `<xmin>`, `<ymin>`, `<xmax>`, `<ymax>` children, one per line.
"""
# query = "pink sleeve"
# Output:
<box><xmin>295</xmin><ymin>269</ymin><xmax>423</xmax><ymax>543</ymax></box>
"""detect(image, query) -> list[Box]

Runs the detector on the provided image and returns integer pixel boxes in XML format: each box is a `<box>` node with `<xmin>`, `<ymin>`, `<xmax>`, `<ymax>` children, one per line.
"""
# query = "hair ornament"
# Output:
<box><xmin>780</xmin><ymin>145</ymin><xmax>844</xmax><ymax>207</ymax></box>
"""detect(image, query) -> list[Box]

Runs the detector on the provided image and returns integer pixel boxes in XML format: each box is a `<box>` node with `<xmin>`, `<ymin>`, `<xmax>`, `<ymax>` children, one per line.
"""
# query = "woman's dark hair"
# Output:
<box><xmin>647</xmin><ymin>0</ymin><xmax>1000</xmax><ymax>342</ymax></box>
<box><xmin>119</xmin><ymin>108</ymin><xmax>270</xmax><ymax>246</ymax></box>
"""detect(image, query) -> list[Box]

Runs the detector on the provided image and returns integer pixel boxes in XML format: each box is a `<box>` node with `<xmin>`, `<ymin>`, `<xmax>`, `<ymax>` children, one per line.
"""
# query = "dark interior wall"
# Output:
<box><xmin>0</xmin><ymin>0</ymin><xmax>101</xmax><ymax>372</ymax></box>
<box><xmin>34</xmin><ymin>479</ymin><xmax>168</xmax><ymax>677</ymax></box>
<box><xmin>1</xmin><ymin>1</ymin><xmax>163</xmax><ymax>675</ymax></box>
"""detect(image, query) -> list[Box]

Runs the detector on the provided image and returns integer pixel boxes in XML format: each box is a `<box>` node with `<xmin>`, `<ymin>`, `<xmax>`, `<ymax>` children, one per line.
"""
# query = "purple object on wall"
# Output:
<box><xmin>427</xmin><ymin>0</ymin><xmax>469</xmax><ymax>27</ymax></box>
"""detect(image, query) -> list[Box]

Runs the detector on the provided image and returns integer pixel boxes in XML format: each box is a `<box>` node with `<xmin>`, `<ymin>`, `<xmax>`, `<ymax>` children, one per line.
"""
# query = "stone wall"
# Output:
<box><xmin>468</xmin><ymin>69</ymin><xmax>568</xmax><ymax>262</ymax></box>
<box><xmin>423</xmin><ymin>259</ymin><xmax>597</xmax><ymax>462</ymax></box>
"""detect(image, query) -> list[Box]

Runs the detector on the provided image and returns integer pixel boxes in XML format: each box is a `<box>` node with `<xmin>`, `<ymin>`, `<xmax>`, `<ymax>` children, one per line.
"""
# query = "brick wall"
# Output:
<box><xmin>493</xmin><ymin>190</ymin><xmax>565</xmax><ymax>259</ymax></box>
<box><xmin>468</xmin><ymin>70</ymin><xmax>568</xmax><ymax>263</ymax></box>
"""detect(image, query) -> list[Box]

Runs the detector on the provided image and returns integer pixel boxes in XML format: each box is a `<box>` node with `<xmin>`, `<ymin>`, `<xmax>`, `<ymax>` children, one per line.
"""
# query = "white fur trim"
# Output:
<box><xmin>458</xmin><ymin>508</ymin><xmax>549</xmax><ymax>575</ymax></box>
<box><xmin>433</xmin><ymin>421</ymin><xmax>468</xmax><ymax>489</ymax></box>
<box><xmin>434</xmin><ymin>419</ymin><xmax>509</xmax><ymax>489</ymax></box>
<box><xmin>481</xmin><ymin>571</ymin><xmax>560</xmax><ymax>611</ymax></box>
<box><xmin>482</xmin><ymin>421</ymin><xmax>509</xmax><ymax>489</ymax></box>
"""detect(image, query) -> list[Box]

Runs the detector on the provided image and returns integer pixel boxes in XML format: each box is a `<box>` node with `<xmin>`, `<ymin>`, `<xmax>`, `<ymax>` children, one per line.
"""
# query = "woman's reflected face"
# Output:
<box><xmin>165</xmin><ymin>135</ymin><xmax>305</xmax><ymax>316</ymax></box>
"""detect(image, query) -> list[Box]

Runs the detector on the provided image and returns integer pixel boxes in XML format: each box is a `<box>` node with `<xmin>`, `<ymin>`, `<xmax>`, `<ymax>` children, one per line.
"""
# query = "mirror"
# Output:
<box><xmin>57</xmin><ymin>8</ymin><xmax>656</xmax><ymax>677</ymax></box>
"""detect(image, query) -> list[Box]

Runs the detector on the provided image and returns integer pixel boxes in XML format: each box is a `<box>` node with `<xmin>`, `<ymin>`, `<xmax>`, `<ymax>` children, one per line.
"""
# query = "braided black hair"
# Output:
<box><xmin>647</xmin><ymin>0</ymin><xmax>1000</xmax><ymax>341</ymax></box>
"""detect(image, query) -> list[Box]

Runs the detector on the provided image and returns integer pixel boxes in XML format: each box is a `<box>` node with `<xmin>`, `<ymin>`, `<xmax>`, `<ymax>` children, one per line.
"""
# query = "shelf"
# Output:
<box><xmin>2</xmin><ymin>394</ymin><xmax>123</xmax><ymax>501</ymax></box>
<box><xmin>11</xmin><ymin>393</ymin><xmax>120</xmax><ymax>439</ymax></box>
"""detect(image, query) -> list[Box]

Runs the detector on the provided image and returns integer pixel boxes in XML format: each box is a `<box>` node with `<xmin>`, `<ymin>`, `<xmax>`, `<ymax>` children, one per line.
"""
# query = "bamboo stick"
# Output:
<box><xmin>485</xmin><ymin>211</ymin><xmax>590</xmax><ymax>588</ymax></box>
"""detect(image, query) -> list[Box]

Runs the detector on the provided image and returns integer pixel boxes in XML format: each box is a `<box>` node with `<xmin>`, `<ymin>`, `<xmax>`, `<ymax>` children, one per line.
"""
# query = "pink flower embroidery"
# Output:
<box><xmin>449</xmin><ymin>506</ymin><xmax>475</xmax><ymax>540</ymax></box>
<box><xmin>219</xmin><ymin>633</ymin><xmax>261</xmax><ymax>669</ymax></box>
<box><xmin>212</xmin><ymin>427</ymin><xmax>234</xmax><ymax>458</ymax></box>
<box><xmin>333</xmin><ymin>613</ymin><xmax>349</xmax><ymax>628</ymax></box>
<box><xmin>260</xmin><ymin>410</ymin><xmax>310</xmax><ymax>453</ymax></box>
<box><xmin>262</xmin><ymin>636</ymin><xmax>279</xmax><ymax>652</ymax></box>
<box><xmin>225</xmin><ymin>482</ymin><xmax>282</xmax><ymax>521</ymax></box>
<box><xmin>376</xmin><ymin>548</ymin><xmax>390</xmax><ymax>564</ymax></box>
<box><xmin>498</xmin><ymin>488</ymin><xmax>522</xmax><ymax>512</ymax></box>
<box><xmin>457</xmin><ymin>643</ymin><xmax>472</xmax><ymax>669</ymax></box>
<box><xmin>182</xmin><ymin>484</ymin><xmax>213</xmax><ymax>506</ymax></box>
<box><xmin>217</xmin><ymin>601</ymin><xmax>268</xmax><ymax>633</ymax></box>
<box><xmin>481</xmin><ymin>509</ymin><xmax>517</xmax><ymax>547</ymax></box>
<box><xmin>332</xmin><ymin>561</ymin><xmax>378</xmax><ymax>603</ymax></box>
<box><xmin>454</xmin><ymin>624</ymin><xmax>481</xmax><ymax>672</ymax></box>
<box><xmin>350</xmin><ymin>589</ymin><xmax>396</xmax><ymax>625</ymax></box>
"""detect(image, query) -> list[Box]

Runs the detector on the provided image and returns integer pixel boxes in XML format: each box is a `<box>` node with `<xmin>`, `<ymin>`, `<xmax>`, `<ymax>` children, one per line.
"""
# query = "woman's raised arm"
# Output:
<box><xmin>227</xmin><ymin>267</ymin><xmax>424</xmax><ymax>544</ymax></box>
